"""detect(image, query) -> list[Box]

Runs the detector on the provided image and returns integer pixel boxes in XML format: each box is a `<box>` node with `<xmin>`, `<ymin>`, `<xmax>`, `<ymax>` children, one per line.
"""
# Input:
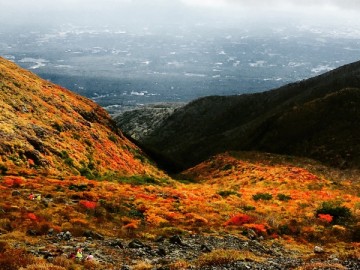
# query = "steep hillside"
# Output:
<box><xmin>0</xmin><ymin>57</ymin><xmax>164</xmax><ymax>178</ymax></box>
<box><xmin>131</xmin><ymin>60</ymin><xmax>360</xmax><ymax>171</ymax></box>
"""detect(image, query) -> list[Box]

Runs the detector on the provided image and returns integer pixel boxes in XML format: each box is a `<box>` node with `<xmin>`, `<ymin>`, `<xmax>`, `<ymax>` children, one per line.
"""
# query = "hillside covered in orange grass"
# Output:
<box><xmin>1</xmin><ymin>58</ymin><xmax>360</xmax><ymax>269</ymax></box>
<box><xmin>0</xmin><ymin>57</ymin><xmax>165</xmax><ymax>179</ymax></box>
<box><xmin>1</xmin><ymin>152</ymin><xmax>360</xmax><ymax>269</ymax></box>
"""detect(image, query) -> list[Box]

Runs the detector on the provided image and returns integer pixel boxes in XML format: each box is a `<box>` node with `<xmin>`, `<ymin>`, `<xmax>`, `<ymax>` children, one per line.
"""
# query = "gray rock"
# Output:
<box><xmin>114</xmin><ymin>103</ymin><xmax>184</xmax><ymax>141</ymax></box>
<box><xmin>64</xmin><ymin>231</ymin><xmax>72</xmax><ymax>240</ymax></box>
<box><xmin>169</xmin><ymin>235</ymin><xmax>183</xmax><ymax>245</ymax></box>
<box><xmin>200</xmin><ymin>244</ymin><xmax>212</xmax><ymax>253</ymax></box>
<box><xmin>157</xmin><ymin>247</ymin><xmax>167</xmax><ymax>257</ymax></box>
<box><xmin>109</xmin><ymin>239</ymin><xmax>123</xmax><ymax>249</ymax></box>
<box><xmin>314</xmin><ymin>246</ymin><xmax>325</xmax><ymax>253</ymax></box>
<box><xmin>11</xmin><ymin>190</ymin><xmax>21</xmax><ymax>196</ymax></box>
<box><xmin>128</xmin><ymin>239</ymin><xmax>146</xmax><ymax>249</ymax></box>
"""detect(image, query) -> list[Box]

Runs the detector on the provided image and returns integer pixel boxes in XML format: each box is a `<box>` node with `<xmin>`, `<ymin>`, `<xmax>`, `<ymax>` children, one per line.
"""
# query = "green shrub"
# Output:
<box><xmin>52</xmin><ymin>122</ymin><xmax>63</xmax><ymax>132</ymax></box>
<box><xmin>59</xmin><ymin>150</ymin><xmax>74</xmax><ymax>167</ymax></box>
<box><xmin>108</xmin><ymin>134</ymin><xmax>118</xmax><ymax>143</ymax></box>
<box><xmin>0</xmin><ymin>164</ymin><xmax>8</xmax><ymax>175</ymax></box>
<box><xmin>252</xmin><ymin>193</ymin><xmax>273</xmax><ymax>201</ymax></box>
<box><xmin>242</xmin><ymin>205</ymin><xmax>256</xmax><ymax>211</ymax></box>
<box><xmin>221</xmin><ymin>164</ymin><xmax>233</xmax><ymax>171</ymax></box>
<box><xmin>277</xmin><ymin>194</ymin><xmax>292</xmax><ymax>202</ymax></box>
<box><xmin>316</xmin><ymin>201</ymin><xmax>352</xmax><ymax>225</ymax></box>
<box><xmin>117</xmin><ymin>175</ymin><xmax>160</xmax><ymax>185</ymax></box>
<box><xmin>217</xmin><ymin>190</ymin><xmax>240</xmax><ymax>198</ymax></box>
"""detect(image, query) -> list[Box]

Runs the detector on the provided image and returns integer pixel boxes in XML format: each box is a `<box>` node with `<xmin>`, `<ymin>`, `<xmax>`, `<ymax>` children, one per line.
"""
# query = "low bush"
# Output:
<box><xmin>0</xmin><ymin>248</ymin><xmax>35</xmax><ymax>270</ymax></box>
<box><xmin>252</xmin><ymin>193</ymin><xmax>273</xmax><ymax>201</ymax></box>
<box><xmin>277</xmin><ymin>193</ymin><xmax>292</xmax><ymax>202</ymax></box>
<box><xmin>217</xmin><ymin>190</ymin><xmax>240</xmax><ymax>198</ymax></box>
<box><xmin>196</xmin><ymin>249</ymin><xmax>261</xmax><ymax>268</ymax></box>
<box><xmin>316</xmin><ymin>201</ymin><xmax>352</xmax><ymax>225</ymax></box>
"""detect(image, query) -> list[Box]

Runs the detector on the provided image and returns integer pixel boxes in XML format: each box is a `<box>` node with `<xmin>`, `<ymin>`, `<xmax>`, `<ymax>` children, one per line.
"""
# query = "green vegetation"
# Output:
<box><xmin>59</xmin><ymin>150</ymin><xmax>74</xmax><ymax>167</ymax></box>
<box><xmin>108</xmin><ymin>134</ymin><xmax>118</xmax><ymax>143</ymax></box>
<box><xmin>316</xmin><ymin>201</ymin><xmax>352</xmax><ymax>225</ymax></box>
<box><xmin>0</xmin><ymin>164</ymin><xmax>8</xmax><ymax>175</ymax></box>
<box><xmin>252</xmin><ymin>193</ymin><xmax>273</xmax><ymax>201</ymax></box>
<box><xmin>277</xmin><ymin>193</ymin><xmax>292</xmax><ymax>202</ymax></box>
<box><xmin>241</xmin><ymin>205</ymin><xmax>256</xmax><ymax>211</ymax></box>
<box><xmin>117</xmin><ymin>175</ymin><xmax>164</xmax><ymax>186</ymax></box>
<box><xmin>217</xmin><ymin>190</ymin><xmax>240</xmax><ymax>198</ymax></box>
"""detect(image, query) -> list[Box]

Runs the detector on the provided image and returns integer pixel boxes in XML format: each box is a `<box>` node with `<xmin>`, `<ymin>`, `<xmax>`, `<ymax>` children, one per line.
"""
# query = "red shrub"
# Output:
<box><xmin>244</xmin><ymin>223</ymin><xmax>267</xmax><ymax>234</ymax></box>
<box><xmin>224</xmin><ymin>213</ymin><xmax>254</xmax><ymax>226</ymax></box>
<box><xmin>27</xmin><ymin>213</ymin><xmax>38</xmax><ymax>221</ymax></box>
<box><xmin>318</xmin><ymin>214</ymin><xmax>333</xmax><ymax>223</ymax></box>
<box><xmin>79</xmin><ymin>200</ymin><xmax>97</xmax><ymax>209</ymax></box>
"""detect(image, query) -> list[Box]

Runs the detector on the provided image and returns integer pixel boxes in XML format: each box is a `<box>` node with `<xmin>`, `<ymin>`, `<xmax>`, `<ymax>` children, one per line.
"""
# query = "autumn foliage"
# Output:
<box><xmin>1</xmin><ymin>58</ymin><xmax>360</xmax><ymax>269</ymax></box>
<box><xmin>0</xmin><ymin>57</ymin><xmax>165</xmax><ymax>179</ymax></box>
<box><xmin>224</xmin><ymin>214</ymin><xmax>254</xmax><ymax>226</ymax></box>
<box><xmin>79</xmin><ymin>200</ymin><xmax>97</xmax><ymax>210</ymax></box>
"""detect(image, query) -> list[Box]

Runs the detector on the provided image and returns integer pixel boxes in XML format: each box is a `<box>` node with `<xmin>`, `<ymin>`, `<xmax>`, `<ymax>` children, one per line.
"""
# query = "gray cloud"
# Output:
<box><xmin>1</xmin><ymin>0</ymin><xmax>358</xmax><ymax>28</ymax></box>
<box><xmin>181</xmin><ymin>0</ymin><xmax>360</xmax><ymax>11</ymax></box>
<box><xmin>223</xmin><ymin>0</ymin><xmax>360</xmax><ymax>9</ymax></box>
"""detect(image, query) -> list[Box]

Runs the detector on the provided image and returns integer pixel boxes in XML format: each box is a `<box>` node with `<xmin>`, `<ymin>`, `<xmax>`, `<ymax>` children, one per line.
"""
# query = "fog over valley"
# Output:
<box><xmin>1</xmin><ymin>0</ymin><xmax>360</xmax><ymax>114</ymax></box>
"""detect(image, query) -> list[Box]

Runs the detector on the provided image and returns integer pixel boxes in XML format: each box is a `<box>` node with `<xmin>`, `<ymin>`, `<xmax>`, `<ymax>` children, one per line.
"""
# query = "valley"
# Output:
<box><xmin>0</xmin><ymin>57</ymin><xmax>360</xmax><ymax>269</ymax></box>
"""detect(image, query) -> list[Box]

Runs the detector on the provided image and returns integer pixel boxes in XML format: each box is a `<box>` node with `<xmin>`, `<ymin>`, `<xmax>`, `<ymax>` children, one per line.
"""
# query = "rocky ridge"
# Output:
<box><xmin>115</xmin><ymin>103</ymin><xmax>184</xmax><ymax>141</ymax></box>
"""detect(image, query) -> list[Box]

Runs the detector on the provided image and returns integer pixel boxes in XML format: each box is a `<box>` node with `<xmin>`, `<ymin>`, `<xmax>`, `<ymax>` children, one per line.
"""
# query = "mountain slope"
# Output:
<box><xmin>130</xmin><ymin>60</ymin><xmax>360</xmax><ymax>171</ymax></box>
<box><xmin>0</xmin><ymin>57</ymin><xmax>164</xmax><ymax>178</ymax></box>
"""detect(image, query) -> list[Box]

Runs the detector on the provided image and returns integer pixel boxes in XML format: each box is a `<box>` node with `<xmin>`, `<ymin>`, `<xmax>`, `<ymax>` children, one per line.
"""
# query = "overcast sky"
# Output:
<box><xmin>1</xmin><ymin>0</ymin><xmax>359</xmax><ymax>29</ymax></box>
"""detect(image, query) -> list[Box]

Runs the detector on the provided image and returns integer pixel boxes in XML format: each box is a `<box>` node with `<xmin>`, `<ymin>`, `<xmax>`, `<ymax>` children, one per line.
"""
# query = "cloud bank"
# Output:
<box><xmin>182</xmin><ymin>0</ymin><xmax>360</xmax><ymax>10</ymax></box>
<box><xmin>1</xmin><ymin>0</ymin><xmax>359</xmax><ymax>28</ymax></box>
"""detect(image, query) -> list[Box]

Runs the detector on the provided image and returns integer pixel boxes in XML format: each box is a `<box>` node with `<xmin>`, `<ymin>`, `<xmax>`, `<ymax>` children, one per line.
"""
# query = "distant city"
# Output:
<box><xmin>1</xmin><ymin>23</ymin><xmax>360</xmax><ymax>114</ymax></box>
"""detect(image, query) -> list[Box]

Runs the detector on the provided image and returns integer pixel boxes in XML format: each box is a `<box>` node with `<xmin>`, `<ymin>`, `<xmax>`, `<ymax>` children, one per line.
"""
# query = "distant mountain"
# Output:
<box><xmin>119</xmin><ymin>60</ymin><xmax>360</xmax><ymax>172</ymax></box>
<box><xmin>0</xmin><ymin>57</ymin><xmax>164</xmax><ymax>178</ymax></box>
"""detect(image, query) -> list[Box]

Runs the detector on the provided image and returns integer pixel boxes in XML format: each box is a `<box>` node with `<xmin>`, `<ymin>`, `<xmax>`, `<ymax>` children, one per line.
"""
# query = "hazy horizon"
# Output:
<box><xmin>1</xmin><ymin>0</ymin><xmax>360</xmax><ymax>30</ymax></box>
<box><xmin>1</xmin><ymin>0</ymin><xmax>360</xmax><ymax>113</ymax></box>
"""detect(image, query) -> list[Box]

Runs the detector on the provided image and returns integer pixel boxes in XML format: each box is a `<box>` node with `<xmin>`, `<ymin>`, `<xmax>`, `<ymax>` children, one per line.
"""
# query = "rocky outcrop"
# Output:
<box><xmin>115</xmin><ymin>103</ymin><xmax>184</xmax><ymax>141</ymax></box>
<box><xmin>23</xmin><ymin>233</ymin><xmax>360</xmax><ymax>269</ymax></box>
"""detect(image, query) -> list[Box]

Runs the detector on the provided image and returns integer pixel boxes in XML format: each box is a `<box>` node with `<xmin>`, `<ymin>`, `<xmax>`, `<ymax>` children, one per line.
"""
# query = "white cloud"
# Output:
<box><xmin>180</xmin><ymin>0</ymin><xmax>360</xmax><ymax>11</ymax></box>
<box><xmin>1</xmin><ymin>0</ymin><xmax>359</xmax><ymax>28</ymax></box>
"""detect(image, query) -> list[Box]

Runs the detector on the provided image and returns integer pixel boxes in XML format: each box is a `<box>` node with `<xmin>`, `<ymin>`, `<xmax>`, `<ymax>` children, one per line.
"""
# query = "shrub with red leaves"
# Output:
<box><xmin>27</xmin><ymin>213</ymin><xmax>37</xmax><ymax>221</ymax></box>
<box><xmin>79</xmin><ymin>200</ymin><xmax>97</xmax><ymax>209</ymax></box>
<box><xmin>318</xmin><ymin>214</ymin><xmax>333</xmax><ymax>223</ymax></box>
<box><xmin>224</xmin><ymin>213</ymin><xmax>254</xmax><ymax>226</ymax></box>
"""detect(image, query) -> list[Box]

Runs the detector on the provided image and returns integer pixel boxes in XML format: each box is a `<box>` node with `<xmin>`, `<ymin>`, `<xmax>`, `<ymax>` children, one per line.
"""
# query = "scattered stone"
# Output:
<box><xmin>83</xmin><ymin>230</ymin><xmax>104</xmax><ymax>240</ymax></box>
<box><xmin>128</xmin><ymin>239</ymin><xmax>146</xmax><ymax>249</ymax></box>
<box><xmin>48</xmin><ymin>228</ymin><xmax>54</xmax><ymax>236</ymax></box>
<box><xmin>11</xmin><ymin>190</ymin><xmax>21</xmax><ymax>196</ymax></box>
<box><xmin>109</xmin><ymin>239</ymin><xmax>124</xmax><ymax>249</ymax></box>
<box><xmin>56</xmin><ymin>231</ymin><xmax>72</xmax><ymax>240</ymax></box>
<box><xmin>93</xmin><ymin>232</ymin><xmax>104</xmax><ymax>240</ymax></box>
<box><xmin>200</xmin><ymin>244</ymin><xmax>212</xmax><ymax>253</ymax></box>
<box><xmin>157</xmin><ymin>247</ymin><xmax>167</xmax><ymax>257</ymax></box>
<box><xmin>155</xmin><ymin>235</ymin><xmax>166</xmax><ymax>243</ymax></box>
<box><xmin>314</xmin><ymin>246</ymin><xmax>325</xmax><ymax>254</ymax></box>
<box><xmin>27</xmin><ymin>229</ymin><xmax>38</xmax><ymax>236</ymax></box>
<box><xmin>247</xmin><ymin>229</ymin><xmax>258</xmax><ymax>240</ymax></box>
<box><xmin>64</xmin><ymin>231</ymin><xmax>72</xmax><ymax>240</ymax></box>
<box><xmin>169</xmin><ymin>235</ymin><xmax>183</xmax><ymax>245</ymax></box>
